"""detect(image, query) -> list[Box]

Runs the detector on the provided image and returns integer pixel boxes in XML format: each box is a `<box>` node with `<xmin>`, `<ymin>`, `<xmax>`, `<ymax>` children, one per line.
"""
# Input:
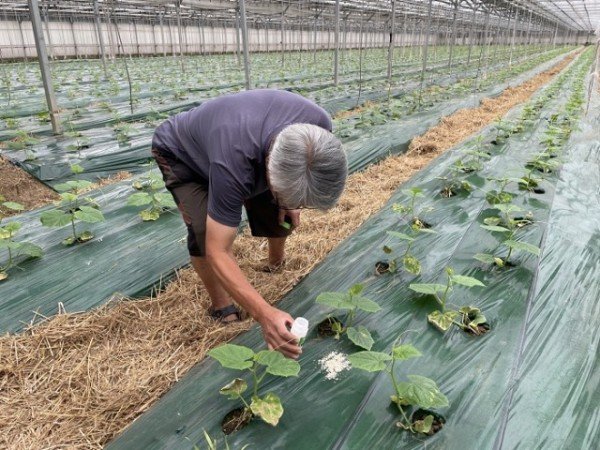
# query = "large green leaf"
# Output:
<box><xmin>348</xmin><ymin>284</ymin><xmax>364</xmax><ymax>296</ymax></box>
<box><xmin>154</xmin><ymin>193</ymin><xmax>177</xmax><ymax>208</ymax></box>
<box><xmin>74</xmin><ymin>206</ymin><xmax>105</xmax><ymax>223</ymax></box>
<box><xmin>392</xmin><ymin>344</ymin><xmax>422</xmax><ymax>361</ymax></box>
<box><xmin>351</xmin><ymin>295</ymin><xmax>381</xmax><ymax>313</ymax></box>
<box><xmin>409</xmin><ymin>283</ymin><xmax>446</xmax><ymax>295</ymax></box>
<box><xmin>395</xmin><ymin>375</ymin><xmax>449</xmax><ymax>409</ymax></box>
<box><xmin>40</xmin><ymin>210</ymin><xmax>72</xmax><ymax>228</ymax></box>
<box><xmin>427</xmin><ymin>310</ymin><xmax>458</xmax><ymax>332</ymax></box>
<box><xmin>250</xmin><ymin>393</ymin><xmax>284</xmax><ymax>426</ymax></box>
<box><xmin>316</xmin><ymin>292</ymin><xmax>355</xmax><ymax>310</ymax></box>
<box><xmin>127</xmin><ymin>192</ymin><xmax>153</xmax><ymax>206</ymax></box>
<box><xmin>480</xmin><ymin>224</ymin><xmax>510</xmax><ymax>233</ymax></box>
<box><xmin>505</xmin><ymin>239</ymin><xmax>541</xmax><ymax>256</ymax></box>
<box><xmin>348</xmin><ymin>351</ymin><xmax>392</xmax><ymax>372</ymax></box>
<box><xmin>1</xmin><ymin>201</ymin><xmax>24</xmax><ymax>211</ymax></box>
<box><xmin>473</xmin><ymin>253</ymin><xmax>498</xmax><ymax>265</ymax></box>
<box><xmin>15</xmin><ymin>242</ymin><xmax>43</xmax><ymax>258</ymax></box>
<box><xmin>208</xmin><ymin>344</ymin><xmax>254</xmax><ymax>370</ymax></box>
<box><xmin>450</xmin><ymin>275</ymin><xmax>485</xmax><ymax>288</ymax></box>
<box><xmin>219</xmin><ymin>378</ymin><xmax>247</xmax><ymax>399</ymax></box>
<box><xmin>140</xmin><ymin>208</ymin><xmax>161</xmax><ymax>221</ymax></box>
<box><xmin>254</xmin><ymin>350</ymin><xmax>300</xmax><ymax>377</ymax></box>
<box><xmin>346</xmin><ymin>326</ymin><xmax>374</xmax><ymax>350</ymax></box>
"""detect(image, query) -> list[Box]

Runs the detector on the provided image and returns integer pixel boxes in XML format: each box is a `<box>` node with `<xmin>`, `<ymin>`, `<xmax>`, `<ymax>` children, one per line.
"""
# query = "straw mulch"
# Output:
<box><xmin>0</xmin><ymin>52</ymin><xmax>576</xmax><ymax>449</ymax></box>
<box><xmin>0</xmin><ymin>155</ymin><xmax>58</xmax><ymax>216</ymax></box>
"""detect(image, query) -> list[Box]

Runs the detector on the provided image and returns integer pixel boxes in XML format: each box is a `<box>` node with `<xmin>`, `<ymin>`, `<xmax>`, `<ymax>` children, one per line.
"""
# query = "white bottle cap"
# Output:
<box><xmin>290</xmin><ymin>317</ymin><xmax>309</xmax><ymax>339</ymax></box>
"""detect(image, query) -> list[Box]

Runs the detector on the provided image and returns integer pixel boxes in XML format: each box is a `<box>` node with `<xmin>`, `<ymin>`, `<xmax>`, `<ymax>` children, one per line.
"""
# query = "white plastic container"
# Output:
<box><xmin>290</xmin><ymin>317</ymin><xmax>309</xmax><ymax>340</ymax></box>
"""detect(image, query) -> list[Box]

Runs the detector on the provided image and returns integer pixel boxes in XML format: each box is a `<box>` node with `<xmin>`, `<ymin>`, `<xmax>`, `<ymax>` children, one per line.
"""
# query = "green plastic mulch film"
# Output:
<box><xmin>2</xmin><ymin>47</ymin><xmax>575</xmax><ymax>188</ymax></box>
<box><xmin>105</xmin><ymin>47</ymin><xmax>598</xmax><ymax>450</ymax></box>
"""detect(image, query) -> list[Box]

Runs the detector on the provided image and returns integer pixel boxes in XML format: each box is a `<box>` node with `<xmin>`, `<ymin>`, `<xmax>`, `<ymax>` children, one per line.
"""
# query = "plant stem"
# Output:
<box><xmin>70</xmin><ymin>216</ymin><xmax>77</xmax><ymax>241</ymax></box>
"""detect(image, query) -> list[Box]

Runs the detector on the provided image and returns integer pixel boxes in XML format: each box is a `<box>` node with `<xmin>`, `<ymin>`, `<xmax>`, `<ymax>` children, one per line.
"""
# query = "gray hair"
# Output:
<box><xmin>267</xmin><ymin>124</ymin><xmax>347</xmax><ymax>210</ymax></box>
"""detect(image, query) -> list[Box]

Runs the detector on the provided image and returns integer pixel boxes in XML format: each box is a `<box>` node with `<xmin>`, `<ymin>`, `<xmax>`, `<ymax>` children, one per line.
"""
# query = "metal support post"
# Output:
<box><xmin>28</xmin><ymin>0</ymin><xmax>61</xmax><ymax>133</ymax></box>
<box><xmin>387</xmin><ymin>0</ymin><xmax>396</xmax><ymax>82</ymax></box>
<box><xmin>448</xmin><ymin>0</ymin><xmax>458</xmax><ymax>68</ymax></box>
<box><xmin>93</xmin><ymin>0</ymin><xmax>107</xmax><ymax>76</ymax></box>
<box><xmin>418</xmin><ymin>0</ymin><xmax>433</xmax><ymax>104</ymax></box>
<box><xmin>239</xmin><ymin>0</ymin><xmax>251</xmax><ymax>90</ymax></box>
<box><xmin>333</xmin><ymin>0</ymin><xmax>340</xmax><ymax>86</ymax></box>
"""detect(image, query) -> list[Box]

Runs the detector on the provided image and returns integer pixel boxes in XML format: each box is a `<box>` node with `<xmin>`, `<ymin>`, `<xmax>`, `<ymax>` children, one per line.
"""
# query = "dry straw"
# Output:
<box><xmin>0</xmin><ymin>53</ymin><xmax>575</xmax><ymax>449</ymax></box>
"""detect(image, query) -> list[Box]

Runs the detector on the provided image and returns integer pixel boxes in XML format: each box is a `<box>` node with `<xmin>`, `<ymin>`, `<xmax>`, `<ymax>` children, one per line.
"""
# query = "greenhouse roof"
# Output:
<box><xmin>0</xmin><ymin>1</ymin><xmax>598</xmax><ymax>34</ymax></box>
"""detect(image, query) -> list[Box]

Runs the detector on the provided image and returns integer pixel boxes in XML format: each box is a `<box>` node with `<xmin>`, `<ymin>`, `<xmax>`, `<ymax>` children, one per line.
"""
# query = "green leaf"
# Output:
<box><xmin>348</xmin><ymin>283</ymin><xmax>364</xmax><ymax>296</ymax></box>
<box><xmin>40</xmin><ymin>210</ymin><xmax>72</xmax><ymax>227</ymax></box>
<box><xmin>473</xmin><ymin>253</ymin><xmax>498</xmax><ymax>264</ymax></box>
<box><xmin>395</xmin><ymin>375</ymin><xmax>449</xmax><ymax>409</ymax></box>
<box><xmin>505</xmin><ymin>239</ymin><xmax>541</xmax><ymax>256</ymax></box>
<box><xmin>427</xmin><ymin>310</ymin><xmax>459</xmax><ymax>332</ymax></box>
<box><xmin>316</xmin><ymin>292</ymin><xmax>355</xmax><ymax>310</ymax></box>
<box><xmin>451</xmin><ymin>275</ymin><xmax>485</xmax><ymax>288</ymax></box>
<box><xmin>154</xmin><ymin>193</ymin><xmax>176</xmax><ymax>208</ymax></box>
<box><xmin>409</xmin><ymin>283</ymin><xmax>446</xmax><ymax>296</ymax></box>
<box><xmin>387</xmin><ymin>231</ymin><xmax>415</xmax><ymax>241</ymax></box>
<box><xmin>254</xmin><ymin>350</ymin><xmax>300</xmax><ymax>377</ymax></box>
<box><xmin>459</xmin><ymin>306</ymin><xmax>488</xmax><ymax>328</ymax></box>
<box><xmin>127</xmin><ymin>192</ymin><xmax>153</xmax><ymax>206</ymax></box>
<box><xmin>480</xmin><ymin>224</ymin><xmax>510</xmax><ymax>233</ymax></box>
<box><xmin>483</xmin><ymin>217</ymin><xmax>501</xmax><ymax>226</ymax></box>
<box><xmin>70</xmin><ymin>164</ymin><xmax>85</xmax><ymax>174</ymax></box>
<box><xmin>15</xmin><ymin>242</ymin><xmax>43</xmax><ymax>258</ymax></box>
<box><xmin>140</xmin><ymin>208</ymin><xmax>161</xmax><ymax>221</ymax></box>
<box><xmin>59</xmin><ymin>192</ymin><xmax>78</xmax><ymax>204</ymax></box>
<box><xmin>219</xmin><ymin>378</ymin><xmax>247</xmax><ymax>399</ymax></box>
<box><xmin>392</xmin><ymin>344</ymin><xmax>422</xmax><ymax>361</ymax></box>
<box><xmin>250</xmin><ymin>393</ymin><xmax>284</xmax><ymax>426</ymax></box>
<box><xmin>2</xmin><ymin>201</ymin><xmax>24</xmax><ymax>211</ymax></box>
<box><xmin>74</xmin><ymin>205</ymin><xmax>105</xmax><ymax>223</ymax></box>
<box><xmin>208</xmin><ymin>344</ymin><xmax>255</xmax><ymax>370</ymax></box>
<box><xmin>402</xmin><ymin>254</ymin><xmax>421</xmax><ymax>275</ymax></box>
<box><xmin>494</xmin><ymin>203</ymin><xmax>523</xmax><ymax>214</ymax></box>
<box><xmin>351</xmin><ymin>295</ymin><xmax>381</xmax><ymax>313</ymax></box>
<box><xmin>3</xmin><ymin>222</ymin><xmax>21</xmax><ymax>233</ymax></box>
<box><xmin>413</xmin><ymin>414</ymin><xmax>434</xmax><ymax>434</ymax></box>
<box><xmin>346</xmin><ymin>326</ymin><xmax>374</xmax><ymax>350</ymax></box>
<box><xmin>348</xmin><ymin>351</ymin><xmax>392</xmax><ymax>372</ymax></box>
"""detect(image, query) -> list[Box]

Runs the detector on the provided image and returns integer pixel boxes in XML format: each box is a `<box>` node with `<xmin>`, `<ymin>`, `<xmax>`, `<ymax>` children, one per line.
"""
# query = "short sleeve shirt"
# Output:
<box><xmin>152</xmin><ymin>89</ymin><xmax>332</xmax><ymax>227</ymax></box>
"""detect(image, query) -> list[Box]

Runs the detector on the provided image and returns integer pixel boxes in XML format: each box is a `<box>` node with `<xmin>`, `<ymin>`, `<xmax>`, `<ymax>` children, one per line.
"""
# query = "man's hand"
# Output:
<box><xmin>278</xmin><ymin>208</ymin><xmax>302</xmax><ymax>229</ymax></box>
<box><xmin>257</xmin><ymin>305</ymin><xmax>301</xmax><ymax>359</ymax></box>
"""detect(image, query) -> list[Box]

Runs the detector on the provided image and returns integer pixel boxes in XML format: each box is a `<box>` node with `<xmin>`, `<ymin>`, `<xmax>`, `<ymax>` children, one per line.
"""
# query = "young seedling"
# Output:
<box><xmin>127</xmin><ymin>173</ymin><xmax>176</xmax><ymax>221</ymax></box>
<box><xmin>316</xmin><ymin>284</ymin><xmax>380</xmax><ymax>350</ymax></box>
<box><xmin>348</xmin><ymin>339</ymin><xmax>449</xmax><ymax>435</ymax></box>
<box><xmin>517</xmin><ymin>169</ymin><xmax>544</xmax><ymax>193</ymax></box>
<box><xmin>452</xmin><ymin>136</ymin><xmax>491</xmax><ymax>175</ymax></box>
<box><xmin>207</xmin><ymin>344</ymin><xmax>300</xmax><ymax>432</ymax></box>
<box><xmin>0</xmin><ymin>198</ymin><xmax>42</xmax><ymax>281</ymax></box>
<box><xmin>40</xmin><ymin>174</ymin><xmax>104</xmax><ymax>246</ymax></box>
<box><xmin>409</xmin><ymin>268</ymin><xmax>488</xmax><ymax>335</ymax></box>
<box><xmin>392</xmin><ymin>187</ymin><xmax>433</xmax><ymax>229</ymax></box>
<box><xmin>484</xmin><ymin>177</ymin><xmax>515</xmax><ymax>205</ymax></box>
<box><xmin>491</xmin><ymin>118</ymin><xmax>515</xmax><ymax>145</ymax></box>
<box><xmin>381</xmin><ymin>226</ymin><xmax>436</xmax><ymax>276</ymax></box>
<box><xmin>191</xmin><ymin>430</ymin><xmax>249</xmax><ymax>450</ymax></box>
<box><xmin>438</xmin><ymin>165</ymin><xmax>474</xmax><ymax>199</ymax></box>
<box><xmin>474</xmin><ymin>206</ymin><xmax>540</xmax><ymax>268</ymax></box>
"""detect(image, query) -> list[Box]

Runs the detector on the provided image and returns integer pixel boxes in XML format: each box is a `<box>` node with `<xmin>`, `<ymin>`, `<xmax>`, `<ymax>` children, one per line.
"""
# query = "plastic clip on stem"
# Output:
<box><xmin>290</xmin><ymin>317</ymin><xmax>309</xmax><ymax>346</ymax></box>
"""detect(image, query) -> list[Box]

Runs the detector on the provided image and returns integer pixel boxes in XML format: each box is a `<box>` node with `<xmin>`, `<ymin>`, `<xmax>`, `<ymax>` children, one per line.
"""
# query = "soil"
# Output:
<box><xmin>0</xmin><ymin>155</ymin><xmax>58</xmax><ymax>215</ymax></box>
<box><xmin>411</xmin><ymin>409</ymin><xmax>446</xmax><ymax>435</ymax></box>
<box><xmin>375</xmin><ymin>261</ymin><xmax>390</xmax><ymax>275</ymax></box>
<box><xmin>221</xmin><ymin>407</ymin><xmax>253</xmax><ymax>435</ymax></box>
<box><xmin>533</xmin><ymin>188</ymin><xmax>546</xmax><ymax>194</ymax></box>
<box><xmin>463</xmin><ymin>322</ymin><xmax>491</xmax><ymax>336</ymax></box>
<box><xmin>317</xmin><ymin>317</ymin><xmax>344</xmax><ymax>337</ymax></box>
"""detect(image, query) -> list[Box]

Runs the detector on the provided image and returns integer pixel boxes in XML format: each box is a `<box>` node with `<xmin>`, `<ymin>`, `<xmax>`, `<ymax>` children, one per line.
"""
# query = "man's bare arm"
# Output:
<box><xmin>205</xmin><ymin>215</ymin><xmax>301</xmax><ymax>359</ymax></box>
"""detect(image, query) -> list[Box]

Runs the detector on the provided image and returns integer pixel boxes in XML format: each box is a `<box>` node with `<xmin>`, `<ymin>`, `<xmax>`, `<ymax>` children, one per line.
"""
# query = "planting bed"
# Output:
<box><xmin>101</xmin><ymin>48</ymin><xmax>599</xmax><ymax>449</ymax></box>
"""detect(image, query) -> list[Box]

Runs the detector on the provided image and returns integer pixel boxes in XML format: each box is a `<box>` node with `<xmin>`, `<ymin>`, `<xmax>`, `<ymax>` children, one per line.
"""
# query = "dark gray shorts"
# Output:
<box><xmin>152</xmin><ymin>147</ymin><xmax>291</xmax><ymax>257</ymax></box>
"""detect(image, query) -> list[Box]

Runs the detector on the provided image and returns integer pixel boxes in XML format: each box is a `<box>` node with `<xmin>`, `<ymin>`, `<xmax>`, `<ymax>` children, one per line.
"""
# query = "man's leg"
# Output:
<box><xmin>268</xmin><ymin>237</ymin><xmax>287</xmax><ymax>267</ymax></box>
<box><xmin>191</xmin><ymin>256</ymin><xmax>238</xmax><ymax>322</ymax></box>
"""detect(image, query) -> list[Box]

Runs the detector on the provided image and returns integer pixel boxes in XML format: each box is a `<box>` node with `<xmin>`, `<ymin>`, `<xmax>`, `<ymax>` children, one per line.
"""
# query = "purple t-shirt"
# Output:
<box><xmin>152</xmin><ymin>89</ymin><xmax>332</xmax><ymax>227</ymax></box>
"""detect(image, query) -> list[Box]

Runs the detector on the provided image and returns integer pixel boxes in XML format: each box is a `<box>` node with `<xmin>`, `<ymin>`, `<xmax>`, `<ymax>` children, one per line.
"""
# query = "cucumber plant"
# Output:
<box><xmin>349</xmin><ymin>339</ymin><xmax>448</xmax><ymax>435</ymax></box>
<box><xmin>40</xmin><ymin>174</ymin><xmax>104</xmax><ymax>246</ymax></box>
<box><xmin>316</xmin><ymin>284</ymin><xmax>380</xmax><ymax>350</ymax></box>
<box><xmin>127</xmin><ymin>173</ymin><xmax>176</xmax><ymax>221</ymax></box>
<box><xmin>485</xmin><ymin>177</ymin><xmax>515</xmax><ymax>205</ymax></box>
<box><xmin>0</xmin><ymin>198</ymin><xmax>43</xmax><ymax>281</ymax></box>
<box><xmin>208</xmin><ymin>344</ymin><xmax>300</xmax><ymax>430</ymax></box>
<box><xmin>409</xmin><ymin>268</ymin><xmax>487</xmax><ymax>335</ymax></box>
<box><xmin>382</xmin><ymin>227</ymin><xmax>435</xmax><ymax>276</ymax></box>
<box><xmin>474</xmin><ymin>204</ymin><xmax>540</xmax><ymax>268</ymax></box>
<box><xmin>392</xmin><ymin>187</ymin><xmax>433</xmax><ymax>229</ymax></box>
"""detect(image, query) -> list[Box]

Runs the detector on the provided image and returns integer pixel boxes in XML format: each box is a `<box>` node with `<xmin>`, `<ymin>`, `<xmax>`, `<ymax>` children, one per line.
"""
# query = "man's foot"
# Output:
<box><xmin>253</xmin><ymin>258</ymin><xmax>286</xmax><ymax>273</ymax></box>
<box><xmin>209</xmin><ymin>304</ymin><xmax>242</xmax><ymax>323</ymax></box>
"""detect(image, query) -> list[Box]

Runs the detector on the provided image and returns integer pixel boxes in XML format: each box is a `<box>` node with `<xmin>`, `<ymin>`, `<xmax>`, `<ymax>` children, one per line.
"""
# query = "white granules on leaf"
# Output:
<box><xmin>318</xmin><ymin>351</ymin><xmax>351</xmax><ymax>380</ymax></box>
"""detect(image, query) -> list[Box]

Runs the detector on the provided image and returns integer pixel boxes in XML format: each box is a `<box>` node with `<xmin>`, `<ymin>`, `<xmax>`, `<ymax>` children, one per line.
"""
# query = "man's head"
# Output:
<box><xmin>267</xmin><ymin>123</ymin><xmax>348</xmax><ymax>210</ymax></box>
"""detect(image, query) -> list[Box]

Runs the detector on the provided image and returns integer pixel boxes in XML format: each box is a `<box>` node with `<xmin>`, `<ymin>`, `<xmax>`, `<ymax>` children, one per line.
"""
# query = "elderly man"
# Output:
<box><xmin>152</xmin><ymin>89</ymin><xmax>347</xmax><ymax>359</ymax></box>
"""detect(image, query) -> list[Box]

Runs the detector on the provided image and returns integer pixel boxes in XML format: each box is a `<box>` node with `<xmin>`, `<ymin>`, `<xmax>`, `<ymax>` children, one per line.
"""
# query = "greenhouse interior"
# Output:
<box><xmin>0</xmin><ymin>0</ymin><xmax>599</xmax><ymax>449</ymax></box>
